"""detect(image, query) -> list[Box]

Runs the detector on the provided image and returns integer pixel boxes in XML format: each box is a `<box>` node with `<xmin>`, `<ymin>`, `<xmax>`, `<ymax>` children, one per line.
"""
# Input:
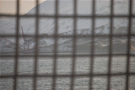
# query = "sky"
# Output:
<box><xmin>0</xmin><ymin>0</ymin><xmax>134</xmax><ymax>15</ymax></box>
<box><xmin>0</xmin><ymin>0</ymin><xmax>46</xmax><ymax>15</ymax></box>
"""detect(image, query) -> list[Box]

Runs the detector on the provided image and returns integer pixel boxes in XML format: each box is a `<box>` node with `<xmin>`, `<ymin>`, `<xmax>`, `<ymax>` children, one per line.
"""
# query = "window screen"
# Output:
<box><xmin>0</xmin><ymin>0</ymin><xmax>135</xmax><ymax>90</ymax></box>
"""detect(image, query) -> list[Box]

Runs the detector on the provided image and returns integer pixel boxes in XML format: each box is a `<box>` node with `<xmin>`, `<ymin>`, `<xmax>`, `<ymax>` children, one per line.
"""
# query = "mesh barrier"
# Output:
<box><xmin>0</xmin><ymin>0</ymin><xmax>135</xmax><ymax>90</ymax></box>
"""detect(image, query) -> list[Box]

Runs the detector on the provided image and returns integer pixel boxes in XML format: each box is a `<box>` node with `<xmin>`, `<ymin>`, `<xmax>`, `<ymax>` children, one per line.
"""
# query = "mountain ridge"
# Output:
<box><xmin>0</xmin><ymin>0</ymin><xmax>135</xmax><ymax>51</ymax></box>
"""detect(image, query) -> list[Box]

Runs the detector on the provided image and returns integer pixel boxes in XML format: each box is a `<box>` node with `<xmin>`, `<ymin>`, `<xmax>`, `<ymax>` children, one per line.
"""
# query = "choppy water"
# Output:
<box><xmin>0</xmin><ymin>56</ymin><xmax>135</xmax><ymax>90</ymax></box>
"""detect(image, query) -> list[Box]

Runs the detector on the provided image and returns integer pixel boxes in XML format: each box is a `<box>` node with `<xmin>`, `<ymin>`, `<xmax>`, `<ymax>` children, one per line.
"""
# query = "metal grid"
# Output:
<box><xmin>0</xmin><ymin>0</ymin><xmax>135</xmax><ymax>90</ymax></box>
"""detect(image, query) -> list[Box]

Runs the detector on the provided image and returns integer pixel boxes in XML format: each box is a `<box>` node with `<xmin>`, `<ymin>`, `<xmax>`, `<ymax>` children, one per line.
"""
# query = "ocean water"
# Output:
<box><xmin>0</xmin><ymin>56</ymin><xmax>135</xmax><ymax>90</ymax></box>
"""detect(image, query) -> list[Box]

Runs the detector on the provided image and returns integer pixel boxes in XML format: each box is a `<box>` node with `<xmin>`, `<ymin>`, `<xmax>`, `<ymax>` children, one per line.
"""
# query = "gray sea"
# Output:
<box><xmin>0</xmin><ymin>56</ymin><xmax>135</xmax><ymax>90</ymax></box>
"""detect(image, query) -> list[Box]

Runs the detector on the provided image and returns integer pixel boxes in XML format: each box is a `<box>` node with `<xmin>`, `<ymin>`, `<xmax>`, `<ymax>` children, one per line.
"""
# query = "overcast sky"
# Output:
<box><xmin>0</xmin><ymin>0</ymin><xmax>134</xmax><ymax>15</ymax></box>
<box><xmin>0</xmin><ymin>0</ymin><xmax>46</xmax><ymax>15</ymax></box>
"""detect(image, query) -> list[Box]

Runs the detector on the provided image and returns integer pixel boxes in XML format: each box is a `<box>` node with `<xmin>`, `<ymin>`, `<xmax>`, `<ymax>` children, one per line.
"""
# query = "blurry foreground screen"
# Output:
<box><xmin>0</xmin><ymin>0</ymin><xmax>135</xmax><ymax>90</ymax></box>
